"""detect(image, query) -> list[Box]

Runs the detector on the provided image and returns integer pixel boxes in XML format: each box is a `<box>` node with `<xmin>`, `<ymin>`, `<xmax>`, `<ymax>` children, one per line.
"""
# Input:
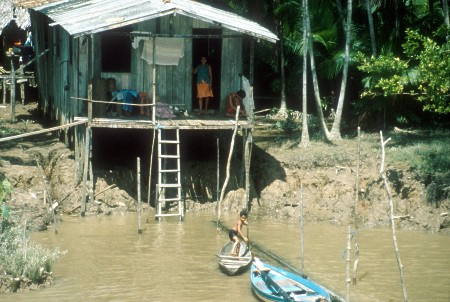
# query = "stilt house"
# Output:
<box><xmin>24</xmin><ymin>0</ymin><xmax>278</xmax><ymax>219</ymax></box>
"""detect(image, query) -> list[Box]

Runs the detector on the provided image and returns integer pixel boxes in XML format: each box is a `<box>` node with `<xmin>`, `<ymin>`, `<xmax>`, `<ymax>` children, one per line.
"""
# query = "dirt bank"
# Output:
<box><xmin>1</xmin><ymin>102</ymin><xmax>449</xmax><ymax>235</ymax></box>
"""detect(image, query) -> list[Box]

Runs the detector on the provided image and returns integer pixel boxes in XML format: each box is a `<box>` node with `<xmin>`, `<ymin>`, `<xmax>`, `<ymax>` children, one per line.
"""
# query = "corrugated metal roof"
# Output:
<box><xmin>32</xmin><ymin>0</ymin><xmax>278</xmax><ymax>43</ymax></box>
<box><xmin>13</xmin><ymin>0</ymin><xmax>60</xmax><ymax>9</ymax></box>
<box><xmin>0</xmin><ymin>0</ymin><xmax>33</xmax><ymax>34</ymax></box>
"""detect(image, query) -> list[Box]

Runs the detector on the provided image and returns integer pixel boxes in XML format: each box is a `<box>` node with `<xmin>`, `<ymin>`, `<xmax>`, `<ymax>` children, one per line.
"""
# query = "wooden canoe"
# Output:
<box><xmin>250</xmin><ymin>257</ymin><xmax>331</xmax><ymax>302</ymax></box>
<box><xmin>217</xmin><ymin>241</ymin><xmax>253</xmax><ymax>276</ymax></box>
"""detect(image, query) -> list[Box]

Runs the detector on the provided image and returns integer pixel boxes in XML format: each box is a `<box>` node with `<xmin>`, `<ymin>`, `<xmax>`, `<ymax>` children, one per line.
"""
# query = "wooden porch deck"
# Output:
<box><xmin>74</xmin><ymin>115</ymin><xmax>253</xmax><ymax>130</ymax></box>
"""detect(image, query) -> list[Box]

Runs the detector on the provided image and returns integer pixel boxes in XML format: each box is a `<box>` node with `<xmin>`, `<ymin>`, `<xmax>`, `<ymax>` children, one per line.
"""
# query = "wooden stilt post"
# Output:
<box><xmin>88</xmin><ymin>153</ymin><xmax>94</xmax><ymax>204</ymax></box>
<box><xmin>10</xmin><ymin>56</ymin><xmax>16</xmax><ymax>123</ymax></box>
<box><xmin>20</xmin><ymin>81</ymin><xmax>25</xmax><ymax>105</ymax></box>
<box><xmin>2</xmin><ymin>80</ymin><xmax>7</xmax><ymax>105</ymax></box>
<box><xmin>216</xmin><ymin>136</ymin><xmax>220</xmax><ymax>202</ymax></box>
<box><xmin>81</xmin><ymin>126</ymin><xmax>90</xmax><ymax>216</ymax></box>
<box><xmin>146</xmin><ymin>128</ymin><xmax>156</xmax><ymax>223</ymax></box>
<box><xmin>81</xmin><ymin>84</ymin><xmax>93</xmax><ymax>216</ymax></box>
<box><xmin>74</xmin><ymin>125</ymin><xmax>80</xmax><ymax>181</ymax></box>
<box><xmin>137</xmin><ymin>157</ymin><xmax>142</xmax><ymax>234</ymax></box>
<box><xmin>244</xmin><ymin>129</ymin><xmax>253</xmax><ymax>211</ymax></box>
<box><xmin>152</xmin><ymin>36</ymin><xmax>156</xmax><ymax>125</ymax></box>
<box><xmin>240</xmin><ymin>134</ymin><xmax>245</xmax><ymax>187</ymax></box>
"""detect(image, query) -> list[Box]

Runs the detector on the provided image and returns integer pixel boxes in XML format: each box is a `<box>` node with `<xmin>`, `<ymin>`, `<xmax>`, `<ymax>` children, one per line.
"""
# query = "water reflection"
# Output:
<box><xmin>1</xmin><ymin>213</ymin><xmax>449</xmax><ymax>302</ymax></box>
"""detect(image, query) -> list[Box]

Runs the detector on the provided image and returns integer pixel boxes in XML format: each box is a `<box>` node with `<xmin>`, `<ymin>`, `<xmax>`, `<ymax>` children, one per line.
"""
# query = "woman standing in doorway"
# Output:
<box><xmin>193</xmin><ymin>56</ymin><xmax>213</xmax><ymax>115</ymax></box>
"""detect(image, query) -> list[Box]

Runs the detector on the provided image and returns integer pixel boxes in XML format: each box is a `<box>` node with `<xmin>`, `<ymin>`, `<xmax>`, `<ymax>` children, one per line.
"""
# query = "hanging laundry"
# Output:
<box><xmin>141</xmin><ymin>38</ymin><xmax>185</xmax><ymax>66</ymax></box>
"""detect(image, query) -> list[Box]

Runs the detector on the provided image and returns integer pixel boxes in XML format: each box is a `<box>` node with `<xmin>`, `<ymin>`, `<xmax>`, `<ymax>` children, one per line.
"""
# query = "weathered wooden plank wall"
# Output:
<box><xmin>29</xmin><ymin>10</ymin><xmax>47</xmax><ymax>115</ymax></box>
<box><xmin>220</xmin><ymin>28</ymin><xmax>243</xmax><ymax>113</ymax></box>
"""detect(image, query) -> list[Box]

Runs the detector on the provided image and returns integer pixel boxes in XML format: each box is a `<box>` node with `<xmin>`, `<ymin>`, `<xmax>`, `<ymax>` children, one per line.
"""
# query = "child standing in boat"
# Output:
<box><xmin>229</xmin><ymin>209</ymin><xmax>249</xmax><ymax>256</ymax></box>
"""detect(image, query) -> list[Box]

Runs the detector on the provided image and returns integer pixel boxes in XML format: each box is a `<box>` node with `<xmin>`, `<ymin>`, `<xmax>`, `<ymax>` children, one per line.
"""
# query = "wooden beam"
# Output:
<box><xmin>0</xmin><ymin>120</ymin><xmax>87</xmax><ymax>143</ymax></box>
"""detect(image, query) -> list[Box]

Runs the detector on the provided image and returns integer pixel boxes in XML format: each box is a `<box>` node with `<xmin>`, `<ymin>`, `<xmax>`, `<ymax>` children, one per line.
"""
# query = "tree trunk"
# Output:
<box><xmin>330</xmin><ymin>0</ymin><xmax>353</xmax><ymax>141</ymax></box>
<box><xmin>443</xmin><ymin>0</ymin><xmax>449</xmax><ymax>43</ymax></box>
<box><xmin>306</xmin><ymin>2</ymin><xmax>332</xmax><ymax>142</ymax></box>
<box><xmin>279</xmin><ymin>20</ymin><xmax>288</xmax><ymax>114</ymax></box>
<box><xmin>300</xmin><ymin>0</ymin><xmax>310</xmax><ymax>146</ymax></box>
<box><xmin>366</xmin><ymin>0</ymin><xmax>377</xmax><ymax>56</ymax></box>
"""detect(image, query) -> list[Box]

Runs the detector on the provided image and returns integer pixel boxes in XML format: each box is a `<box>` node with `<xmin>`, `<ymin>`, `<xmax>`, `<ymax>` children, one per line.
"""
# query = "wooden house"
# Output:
<box><xmin>22</xmin><ymin>0</ymin><xmax>278</xmax><ymax>219</ymax></box>
<box><xmin>27</xmin><ymin>0</ymin><xmax>277</xmax><ymax>121</ymax></box>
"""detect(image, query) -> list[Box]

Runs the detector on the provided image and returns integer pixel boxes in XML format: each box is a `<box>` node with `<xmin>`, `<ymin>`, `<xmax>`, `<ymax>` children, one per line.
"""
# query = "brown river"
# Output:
<box><xmin>2</xmin><ymin>212</ymin><xmax>449</xmax><ymax>302</ymax></box>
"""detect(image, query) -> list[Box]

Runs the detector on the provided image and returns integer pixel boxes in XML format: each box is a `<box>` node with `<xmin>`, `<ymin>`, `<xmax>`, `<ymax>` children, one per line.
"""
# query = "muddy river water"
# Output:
<box><xmin>2</xmin><ymin>212</ymin><xmax>449</xmax><ymax>302</ymax></box>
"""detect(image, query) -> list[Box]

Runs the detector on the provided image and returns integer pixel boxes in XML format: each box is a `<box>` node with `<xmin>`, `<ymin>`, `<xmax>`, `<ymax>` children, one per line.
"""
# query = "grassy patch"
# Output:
<box><xmin>0</xmin><ymin>220</ymin><xmax>65</xmax><ymax>283</ymax></box>
<box><xmin>386</xmin><ymin>129</ymin><xmax>450</xmax><ymax>201</ymax></box>
<box><xmin>0</xmin><ymin>120</ymin><xmax>24</xmax><ymax>138</ymax></box>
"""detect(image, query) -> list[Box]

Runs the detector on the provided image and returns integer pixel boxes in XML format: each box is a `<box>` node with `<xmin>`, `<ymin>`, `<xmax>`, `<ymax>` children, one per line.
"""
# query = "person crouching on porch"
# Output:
<box><xmin>225</xmin><ymin>90</ymin><xmax>246</xmax><ymax>118</ymax></box>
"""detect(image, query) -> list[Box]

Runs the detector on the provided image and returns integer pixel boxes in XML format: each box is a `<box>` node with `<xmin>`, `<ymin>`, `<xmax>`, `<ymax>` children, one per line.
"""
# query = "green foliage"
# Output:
<box><xmin>268</xmin><ymin>108</ymin><xmax>300</xmax><ymax>134</ymax></box>
<box><xmin>387</xmin><ymin>130</ymin><xmax>450</xmax><ymax>201</ymax></box>
<box><xmin>0</xmin><ymin>221</ymin><xmax>65</xmax><ymax>283</ymax></box>
<box><xmin>0</xmin><ymin>121</ymin><xmax>23</xmax><ymax>138</ymax></box>
<box><xmin>276</xmin><ymin>118</ymin><xmax>298</xmax><ymax>134</ymax></box>
<box><xmin>0</xmin><ymin>173</ymin><xmax>12</xmax><ymax>204</ymax></box>
<box><xmin>356</xmin><ymin>29</ymin><xmax>450</xmax><ymax>114</ymax></box>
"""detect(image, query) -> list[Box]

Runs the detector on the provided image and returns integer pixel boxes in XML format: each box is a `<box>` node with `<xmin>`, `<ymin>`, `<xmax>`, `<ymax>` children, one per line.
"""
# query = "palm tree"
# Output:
<box><xmin>329</xmin><ymin>0</ymin><xmax>353</xmax><ymax>141</ymax></box>
<box><xmin>306</xmin><ymin>0</ymin><xmax>333</xmax><ymax>143</ymax></box>
<box><xmin>278</xmin><ymin>20</ymin><xmax>288</xmax><ymax>115</ymax></box>
<box><xmin>300</xmin><ymin>0</ymin><xmax>310</xmax><ymax>146</ymax></box>
<box><xmin>365</xmin><ymin>0</ymin><xmax>377</xmax><ymax>56</ymax></box>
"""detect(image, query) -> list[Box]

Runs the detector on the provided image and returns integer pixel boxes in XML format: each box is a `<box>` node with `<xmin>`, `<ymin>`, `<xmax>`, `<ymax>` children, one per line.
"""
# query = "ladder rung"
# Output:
<box><xmin>155</xmin><ymin>213</ymin><xmax>183</xmax><ymax>217</ymax></box>
<box><xmin>159</xmin><ymin>140</ymin><xmax>179</xmax><ymax>144</ymax></box>
<box><xmin>159</xmin><ymin>155</ymin><xmax>179</xmax><ymax>158</ymax></box>
<box><xmin>158</xmin><ymin>184</ymin><xmax>181</xmax><ymax>188</ymax></box>
<box><xmin>160</xmin><ymin>169</ymin><xmax>180</xmax><ymax>173</ymax></box>
<box><xmin>159</xmin><ymin>197</ymin><xmax>181</xmax><ymax>202</ymax></box>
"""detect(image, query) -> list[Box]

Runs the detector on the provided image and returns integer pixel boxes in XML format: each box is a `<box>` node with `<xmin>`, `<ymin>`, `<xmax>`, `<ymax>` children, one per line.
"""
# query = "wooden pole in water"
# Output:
<box><xmin>346</xmin><ymin>225</ymin><xmax>352</xmax><ymax>302</ymax></box>
<box><xmin>216</xmin><ymin>136</ymin><xmax>220</xmax><ymax>202</ymax></box>
<box><xmin>353</xmin><ymin>127</ymin><xmax>361</xmax><ymax>285</ymax></box>
<box><xmin>137</xmin><ymin>157</ymin><xmax>142</xmax><ymax>234</ymax></box>
<box><xmin>300</xmin><ymin>183</ymin><xmax>304</xmax><ymax>275</ymax></box>
<box><xmin>146</xmin><ymin>128</ymin><xmax>156</xmax><ymax>223</ymax></box>
<box><xmin>379</xmin><ymin>131</ymin><xmax>408</xmax><ymax>302</ymax></box>
<box><xmin>217</xmin><ymin>106</ymin><xmax>240</xmax><ymax>229</ymax></box>
<box><xmin>244</xmin><ymin>129</ymin><xmax>253</xmax><ymax>212</ymax></box>
<box><xmin>52</xmin><ymin>201</ymin><xmax>58</xmax><ymax>235</ymax></box>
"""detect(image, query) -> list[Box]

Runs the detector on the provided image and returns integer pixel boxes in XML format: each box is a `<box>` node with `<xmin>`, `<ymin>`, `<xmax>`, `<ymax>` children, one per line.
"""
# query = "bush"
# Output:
<box><xmin>0</xmin><ymin>173</ymin><xmax>12</xmax><ymax>204</ymax></box>
<box><xmin>387</xmin><ymin>130</ymin><xmax>450</xmax><ymax>202</ymax></box>
<box><xmin>0</xmin><ymin>220</ymin><xmax>65</xmax><ymax>283</ymax></box>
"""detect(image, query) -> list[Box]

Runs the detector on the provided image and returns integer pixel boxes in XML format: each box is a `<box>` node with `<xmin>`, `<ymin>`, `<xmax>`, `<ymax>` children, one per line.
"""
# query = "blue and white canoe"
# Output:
<box><xmin>250</xmin><ymin>257</ymin><xmax>331</xmax><ymax>302</ymax></box>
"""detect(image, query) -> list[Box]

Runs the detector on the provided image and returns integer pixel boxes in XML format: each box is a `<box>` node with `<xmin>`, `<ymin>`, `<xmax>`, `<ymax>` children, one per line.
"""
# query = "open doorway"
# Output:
<box><xmin>192</xmin><ymin>28</ymin><xmax>222</xmax><ymax>112</ymax></box>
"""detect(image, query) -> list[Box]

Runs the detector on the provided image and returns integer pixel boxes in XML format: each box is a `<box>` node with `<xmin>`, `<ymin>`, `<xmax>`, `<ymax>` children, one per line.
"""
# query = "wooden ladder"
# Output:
<box><xmin>156</xmin><ymin>128</ymin><xmax>183</xmax><ymax>220</ymax></box>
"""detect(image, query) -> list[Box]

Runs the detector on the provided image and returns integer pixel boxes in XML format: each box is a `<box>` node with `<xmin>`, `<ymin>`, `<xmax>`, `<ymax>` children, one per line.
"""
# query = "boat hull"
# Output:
<box><xmin>217</xmin><ymin>241</ymin><xmax>252</xmax><ymax>276</ymax></box>
<box><xmin>250</xmin><ymin>258</ymin><xmax>330</xmax><ymax>302</ymax></box>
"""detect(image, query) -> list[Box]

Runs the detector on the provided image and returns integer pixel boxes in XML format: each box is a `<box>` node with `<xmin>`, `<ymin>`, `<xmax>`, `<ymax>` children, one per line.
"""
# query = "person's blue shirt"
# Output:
<box><xmin>196</xmin><ymin>64</ymin><xmax>211</xmax><ymax>84</ymax></box>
